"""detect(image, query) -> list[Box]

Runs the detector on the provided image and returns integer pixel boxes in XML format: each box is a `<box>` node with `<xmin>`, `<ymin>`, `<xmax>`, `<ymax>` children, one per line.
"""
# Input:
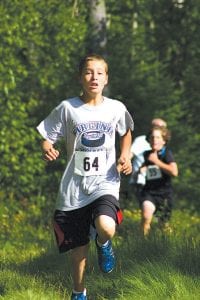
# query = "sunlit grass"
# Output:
<box><xmin>0</xmin><ymin>205</ymin><xmax>200</xmax><ymax>299</ymax></box>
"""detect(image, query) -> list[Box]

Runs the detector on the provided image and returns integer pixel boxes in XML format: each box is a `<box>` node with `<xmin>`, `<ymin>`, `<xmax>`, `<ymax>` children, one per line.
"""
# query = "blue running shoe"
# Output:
<box><xmin>71</xmin><ymin>291</ymin><xmax>87</xmax><ymax>300</ymax></box>
<box><xmin>95</xmin><ymin>237</ymin><xmax>115</xmax><ymax>273</ymax></box>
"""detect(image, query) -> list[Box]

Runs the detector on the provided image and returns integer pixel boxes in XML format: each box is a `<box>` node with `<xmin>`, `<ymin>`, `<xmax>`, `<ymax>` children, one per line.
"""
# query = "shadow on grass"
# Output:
<box><xmin>2</xmin><ymin>217</ymin><xmax>200</xmax><ymax>299</ymax></box>
<box><xmin>116</xmin><ymin>218</ymin><xmax>200</xmax><ymax>277</ymax></box>
<box><xmin>2</xmin><ymin>241</ymin><xmax>127</xmax><ymax>299</ymax></box>
<box><xmin>172</xmin><ymin>237</ymin><xmax>200</xmax><ymax>277</ymax></box>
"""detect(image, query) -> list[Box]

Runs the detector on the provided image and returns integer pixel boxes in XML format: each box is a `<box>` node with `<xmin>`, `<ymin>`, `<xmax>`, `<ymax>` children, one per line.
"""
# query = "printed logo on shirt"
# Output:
<box><xmin>75</xmin><ymin>121</ymin><xmax>113</xmax><ymax>150</ymax></box>
<box><xmin>81</xmin><ymin>131</ymin><xmax>105</xmax><ymax>147</ymax></box>
<box><xmin>75</xmin><ymin>121</ymin><xmax>113</xmax><ymax>136</ymax></box>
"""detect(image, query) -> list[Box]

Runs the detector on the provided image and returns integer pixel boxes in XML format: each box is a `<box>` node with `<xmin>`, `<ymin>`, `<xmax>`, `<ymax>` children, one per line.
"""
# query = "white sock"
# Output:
<box><xmin>73</xmin><ymin>288</ymin><xmax>86</xmax><ymax>296</ymax></box>
<box><xmin>97</xmin><ymin>238</ymin><xmax>109</xmax><ymax>247</ymax></box>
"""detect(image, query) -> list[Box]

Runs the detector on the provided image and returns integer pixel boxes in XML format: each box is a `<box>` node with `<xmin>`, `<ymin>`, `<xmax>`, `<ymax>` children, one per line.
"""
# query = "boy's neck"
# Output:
<box><xmin>80</xmin><ymin>94</ymin><xmax>104</xmax><ymax>106</ymax></box>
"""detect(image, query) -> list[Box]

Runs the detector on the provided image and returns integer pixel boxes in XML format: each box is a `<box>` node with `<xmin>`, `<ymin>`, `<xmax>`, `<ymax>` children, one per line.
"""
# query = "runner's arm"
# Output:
<box><xmin>117</xmin><ymin>129</ymin><xmax>132</xmax><ymax>175</ymax></box>
<box><xmin>41</xmin><ymin>139</ymin><xmax>60</xmax><ymax>161</ymax></box>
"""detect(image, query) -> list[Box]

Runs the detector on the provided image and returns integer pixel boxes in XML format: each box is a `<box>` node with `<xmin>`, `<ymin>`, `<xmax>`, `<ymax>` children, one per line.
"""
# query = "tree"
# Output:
<box><xmin>0</xmin><ymin>0</ymin><xmax>199</xmax><ymax>210</ymax></box>
<box><xmin>87</xmin><ymin>0</ymin><xmax>107</xmax><ymax>55</ymax></box>
<box><xmin>0</xmin><ymin>1</ymin><xmax>87</xmax><ymax>203</ymax></box>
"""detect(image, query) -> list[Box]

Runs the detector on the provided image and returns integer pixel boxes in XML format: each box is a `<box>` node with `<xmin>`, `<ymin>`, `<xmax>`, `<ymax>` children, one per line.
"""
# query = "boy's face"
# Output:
<box><xmin>150</xmin><ymin>129</ymin><xmax>166</xmax><ymax>151</ymax></box>
<box><xmin>80</xmin><ymin>60</ymin><xmax>108</xmax><ymax>96</ymax></box>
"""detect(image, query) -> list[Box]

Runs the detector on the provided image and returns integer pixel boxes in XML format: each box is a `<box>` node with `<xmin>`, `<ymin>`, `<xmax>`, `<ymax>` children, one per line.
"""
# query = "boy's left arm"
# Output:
<box><xmin>117</xmin><ymin>129</ymin><xmax>132</xmax><ymax>175</ymax></box>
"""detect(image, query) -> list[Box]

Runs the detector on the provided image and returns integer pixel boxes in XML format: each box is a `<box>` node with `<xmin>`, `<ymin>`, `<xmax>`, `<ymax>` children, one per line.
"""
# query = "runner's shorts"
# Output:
<box><xmin>53</xmin><ymin>195</ymin><xmax>123</xmax><ymax>253</ymax></box>
<box><xmin>140</xmin><ymin>191</ymin><xmax>173</xmax><ymax>222</ymax></box>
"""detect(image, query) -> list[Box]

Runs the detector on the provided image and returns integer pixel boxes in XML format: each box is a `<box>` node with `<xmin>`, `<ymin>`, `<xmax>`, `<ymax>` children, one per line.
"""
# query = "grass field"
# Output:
<box><xmin>0</xmin><ymin>205</ymin><xmax>200</xmax><ymax>299</ymax></box>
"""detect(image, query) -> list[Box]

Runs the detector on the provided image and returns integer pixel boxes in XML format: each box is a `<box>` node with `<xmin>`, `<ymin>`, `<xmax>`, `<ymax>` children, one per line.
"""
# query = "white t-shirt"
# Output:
<box><xmin>37</xmin><ymin>96</ymin><xmax>134</xmax><ymax>211</ymax></box>
<box><xmin>130</xmin><ymin>135</ymin><xmax>151</xmax><ymax>172</ymax></box>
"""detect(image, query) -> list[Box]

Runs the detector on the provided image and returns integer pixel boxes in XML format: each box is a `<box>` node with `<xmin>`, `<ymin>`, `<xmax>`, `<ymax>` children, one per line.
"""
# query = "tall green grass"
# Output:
<box><xmin>0</xmin><ymin>207</ymin><xmax>199</xmax><ymax>299</ymax></box>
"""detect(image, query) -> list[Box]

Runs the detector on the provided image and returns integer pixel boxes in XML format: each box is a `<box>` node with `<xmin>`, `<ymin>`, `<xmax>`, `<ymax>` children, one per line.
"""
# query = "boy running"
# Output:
<box><xmin>37</xmin><ymin>54</ymin><xmax>134</xmax><ymax>299</ymax></box>
<box><xmin>138</xmin><ymin>126</ymin><xmax>178</xmax><ymax>236</ymax></box>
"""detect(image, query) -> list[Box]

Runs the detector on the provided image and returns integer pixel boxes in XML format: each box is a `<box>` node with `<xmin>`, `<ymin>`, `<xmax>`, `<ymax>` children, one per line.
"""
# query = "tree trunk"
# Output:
<box><xmin>88</xmin><ymin>0</ymin><xmax>107</xmax><ymax>55</ymax></box>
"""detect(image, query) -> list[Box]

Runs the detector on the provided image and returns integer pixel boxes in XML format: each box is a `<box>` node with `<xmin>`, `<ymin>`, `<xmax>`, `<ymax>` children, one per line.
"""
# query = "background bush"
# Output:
<box><xmin>0</xmin><ymin>0</ymin><xmax>199</xmax><ymax>220</ymax></box>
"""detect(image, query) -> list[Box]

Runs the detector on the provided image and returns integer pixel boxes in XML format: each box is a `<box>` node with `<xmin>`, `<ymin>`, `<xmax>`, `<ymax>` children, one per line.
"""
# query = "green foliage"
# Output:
<box><xmin>106</xmin><ymin>0</ymin><xmax>200</xmax><ymax>206</ymax></box>
<box><xmin>0</xmin><ymin>1</ymin><xmax>87</xmax><ymax>203</ymax></box>
<box><xmin>0</xmin><ymin>0</ymin><xmax>199</xmax><ymax>208</ymax></box>
<box><xmin>106</xmin><ymin>0</ymin><xmax>181</xmax><ymax>134</ymax></box>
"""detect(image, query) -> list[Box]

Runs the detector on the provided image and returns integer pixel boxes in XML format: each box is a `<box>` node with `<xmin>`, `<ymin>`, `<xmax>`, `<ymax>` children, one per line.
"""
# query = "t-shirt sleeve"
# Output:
<box><xmin>116</xmin><ymin>104</ymin><xmax>134</xmax><ymax>136</ymax></box>
<box><xmin>130</xmin><ymin>136</ymin><xmax>150</xmax><ymax>156</ymax></box>
<box><xmin>165</xmin><ymin>149</ymin><xmax>176</xmax><ymax>163</ymax></box>
<box><xmin>36</xmin><ymin>102</ymin><xmax>66</xmax><ymax>144</ymax></box>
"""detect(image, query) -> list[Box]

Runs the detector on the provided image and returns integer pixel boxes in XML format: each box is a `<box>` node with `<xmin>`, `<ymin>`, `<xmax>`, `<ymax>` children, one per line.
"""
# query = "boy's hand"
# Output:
<box><xmin>140</xmin><ymin>166</ymin><xmax>147</xmax><ymax>174</ymax></box>
<box><xmin>43</xmin><ymin>147</ymin><xmax>60</xmax><ymax>161</ymax></box>
<box><xmin>148</xmin><ymin>151</ymin><xmax>159</xmax><ymax>164</ymax></box>
<box><xmin>117</xmin><ymin>157</ymin><xmax>132</xmax><ymax>175</ymax></box>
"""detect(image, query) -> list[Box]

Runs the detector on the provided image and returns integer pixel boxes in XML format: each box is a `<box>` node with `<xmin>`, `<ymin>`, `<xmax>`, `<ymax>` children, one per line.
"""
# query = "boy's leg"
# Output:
<box><xmin>53</xmin><ymin>208</ymin><xmax>91</xmax><ymax>297</ymax></box>
<box><xmin>71</xmin><ymin>244</ymin><xmax>89</xmax><ymax>292</ymax></box>
<box><xmin>157</xmin><ymin>198</ymin><xmax>173</xmax><ymax>233</ymax></box>
<box><xmin>141</xmin><ymin>200</ymin><xmax>156</xmax><ymax>236</ymax></box>
<box><xmin>92</xmin><ymin>195</ymin><xmax>121</xmax><ymax>243</ymax></box>
<box><xmin>92</xmin><ymin>195</ymin><xmax>120</xmax><ymax>273</ymax></box>
<box><xmin>94</xmin><ymin>215</ymin><xmax>116</xmax><ymax>273</ymax></box>
<box><xmin>95</xmin><ymin>215</ymin><xmax>116</xmax><ymax>243</ymax></box>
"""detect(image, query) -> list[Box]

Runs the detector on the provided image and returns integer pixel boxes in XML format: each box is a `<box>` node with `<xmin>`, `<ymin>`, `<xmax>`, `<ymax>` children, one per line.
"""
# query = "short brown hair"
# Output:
<box><xmin>79</xmin><ymin>54</ymin><xmax>108</xmax><ymax>75</ymax></box>
<box><xmin>147</xmin><ymin>126</ymin><xmax>171</xmax><ymax>143</ymax></box>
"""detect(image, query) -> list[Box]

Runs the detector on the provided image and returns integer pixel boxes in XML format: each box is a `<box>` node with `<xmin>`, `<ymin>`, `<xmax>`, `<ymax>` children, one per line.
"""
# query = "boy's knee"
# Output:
<box><xmin>95</xmin><ymin>215</ymin><xmax>116</xmax><ymax>239</ymax></box>
<box><xmin>95</xmin><ymin>215</ymin><xmax>115</xmax><ymax>227</ymax></box>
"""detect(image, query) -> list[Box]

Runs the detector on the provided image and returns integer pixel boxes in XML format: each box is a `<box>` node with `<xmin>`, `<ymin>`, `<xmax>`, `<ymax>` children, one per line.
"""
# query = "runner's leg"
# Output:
<box><xmin>141</xmin><ymin>200</ymin><xmax>156</xmax><ymax>235</ymax></box>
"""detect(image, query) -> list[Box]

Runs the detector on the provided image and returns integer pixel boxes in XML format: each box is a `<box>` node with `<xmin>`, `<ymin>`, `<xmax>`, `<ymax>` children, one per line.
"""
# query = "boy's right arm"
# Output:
<box><xmin>41</xmin><ymin>140</ymin><xmax>60</xmax><ymax>161</ymax></box>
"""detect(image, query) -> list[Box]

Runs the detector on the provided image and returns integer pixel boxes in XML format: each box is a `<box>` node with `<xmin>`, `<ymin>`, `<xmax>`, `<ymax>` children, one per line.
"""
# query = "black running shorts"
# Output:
<box><xmin>140</xmin><ymin>191</ymin><xmax>173</xmax><ymax>222</ymax></box>
<box><xmin>53</xmin><ymin>195</ymin><xmax>123</xmax><ymax>253</ymax></box>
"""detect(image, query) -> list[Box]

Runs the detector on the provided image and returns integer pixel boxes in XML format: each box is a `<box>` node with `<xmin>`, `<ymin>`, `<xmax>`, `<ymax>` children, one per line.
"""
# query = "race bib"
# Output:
<box><xmin>146</xmin><ymin>165</ymin><xmax>162</xmax><ymax>180</ymax></box>
<box><xmin>74</xmin><ymin>151</ymin><xmax>107</xmax><ymax>176</ymax></box>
